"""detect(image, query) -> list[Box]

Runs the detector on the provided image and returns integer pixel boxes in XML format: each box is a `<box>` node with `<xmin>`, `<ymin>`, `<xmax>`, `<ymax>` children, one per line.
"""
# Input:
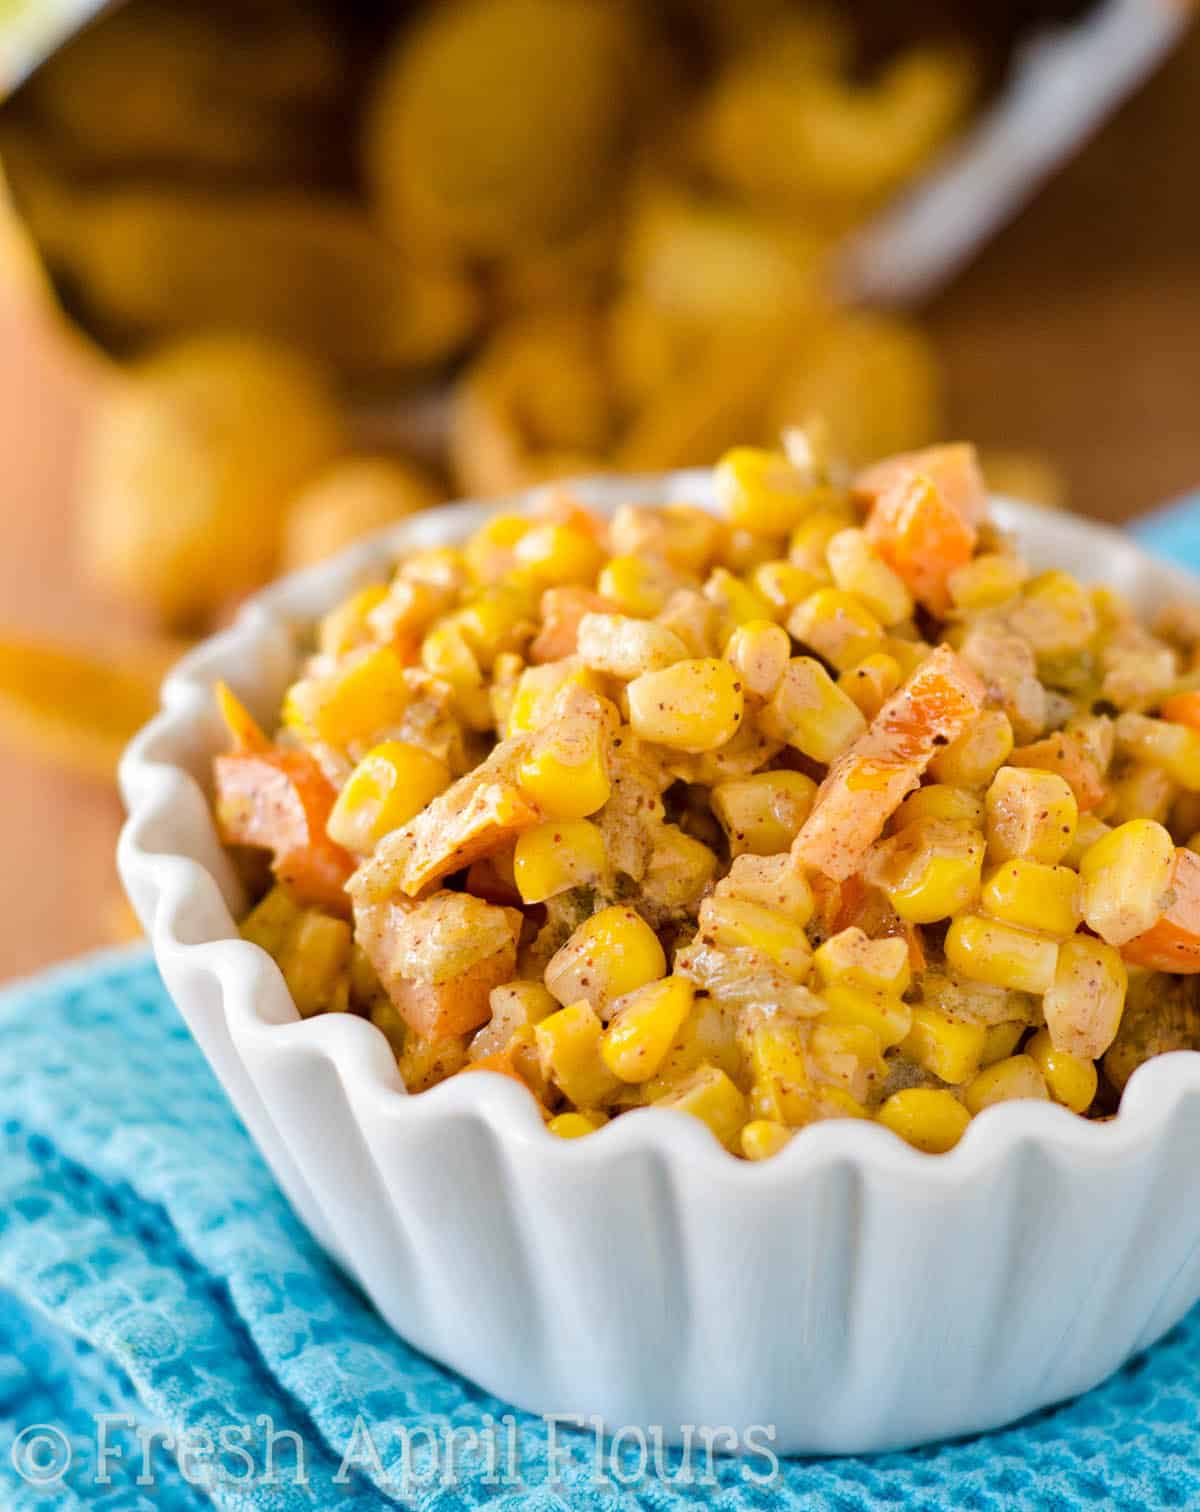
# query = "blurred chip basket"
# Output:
<box><xmin>0</xmin><ymin>0</ymin><xmax>1187</xmax><ymax>641</ymax></box>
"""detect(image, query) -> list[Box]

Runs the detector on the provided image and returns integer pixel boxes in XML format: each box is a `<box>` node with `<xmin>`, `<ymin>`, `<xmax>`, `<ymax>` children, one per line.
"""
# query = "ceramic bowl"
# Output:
<box><xmin>118</xmin><ymin>471</ymin><xmax>1200</xmax><ymax>1454</ymax></box>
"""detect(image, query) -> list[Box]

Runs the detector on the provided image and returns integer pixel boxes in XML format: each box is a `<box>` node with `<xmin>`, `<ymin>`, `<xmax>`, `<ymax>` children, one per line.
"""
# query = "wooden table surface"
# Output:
<box><xmin>1</xmin><ymin>26</ymin><xmax>1198</xmax><ymax>982</ymax></box>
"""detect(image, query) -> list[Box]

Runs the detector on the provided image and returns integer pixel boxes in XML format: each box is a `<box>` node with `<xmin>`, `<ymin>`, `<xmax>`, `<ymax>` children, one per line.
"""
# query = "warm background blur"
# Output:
<box><xmin>0</xmin><ymin>3</ymin><xmax>1198</xmax><ymax>979</ymax></box>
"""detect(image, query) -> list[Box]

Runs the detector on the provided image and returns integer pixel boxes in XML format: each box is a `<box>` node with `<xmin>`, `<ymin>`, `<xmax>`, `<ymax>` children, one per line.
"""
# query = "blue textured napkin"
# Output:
<box><xmin>3</xmin><ymin>948</ymin><xmax>1200</xmax><ymax>1511</ymax></box>
<box><xmin>1130</xmin><ymin>492</ymin><xmax>1200</xmax><ymax>572</ymax></box>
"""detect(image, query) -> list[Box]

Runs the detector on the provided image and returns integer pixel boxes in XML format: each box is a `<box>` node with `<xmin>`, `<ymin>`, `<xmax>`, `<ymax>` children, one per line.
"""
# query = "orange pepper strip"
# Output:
<box><xmin>214</xmin><ymin>681</ymin><xmax>270</xmax><ymax>753</ymax></box>
<box><xmin>1161</xmin><ymin>691</ymin><xmax>1200</xmax><ymax>733</ymax></box>
<box><xmin>529</xmin><ymin>587</ymin><xmax>613</xmax><ymax>663</ymax></box>
<box><xmin>791</xmin><ymin>644</ymin><xmax>985</xmax><ymax>881</ymax></box>
<box><xmin>1010</xmin><ymin>732</ymin><xmax>1106</xmax><ymax>812</ymax></box>
<box><xmin>463</xmin><ymin>1048</ymin><xmax>532</xmax><ymax>1087</ymax></box>
<box><xmin>1122</xmin><ymin>847</ymin><xmax>1200</xmax><ymax>973</ymax></box>
<box><xmin>831</xmin><ymin>875</ymin><xmax>926</xmax><ymax>972</ymax></box>
<box><xmin>854</xmin><ymin>443</ymin><xmax>990</xmax><ymax>530</ymax></box>
<box><xmin>863</xmin><ymin>473</ymin><xmax>976</xmax><ymax>615</ymax></box>
<box><xmin>459</xmin><ymin>1039</ymin><xmax>549</xmax><ymax>1118</ymax></box>
<box><xmin>214</xmin><ymin>748</ymin><xmax>354</xmax><ymax>916</ymax></box>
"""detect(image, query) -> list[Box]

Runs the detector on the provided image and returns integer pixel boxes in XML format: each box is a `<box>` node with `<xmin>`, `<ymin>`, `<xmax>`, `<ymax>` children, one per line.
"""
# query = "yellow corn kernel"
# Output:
<box><xmin>929</xmin><ymin>709</ymin><xmax>1015</xmax><ymax>789</ymax></box>
<box><xmin>626</xmin><ymin>658</ymin><xmax>744</xmax><ymax>752</ymax></box>
<box><xmin>535</xmin><ymin>1000</ymin><xmax>622</xmax><ymax>1107</ymax></box>
<box><xmin>902</xmin><ymin>1007</ymin><xmax>987</xmax><ymax>1085</ymax></box>
<box><xmin>760</xmin><ymin>656</ymin><xmax>867</xmax><ymax>764</ymax></box>
<box><xmin>814</xmin><ymin>926</ymin><xmax>911</xmax><ymax>997</ymax></box>
<box><xmin>327</xmin><ymin>740</ymin><xmax>451</xmax><ymax>852</ymax></box>
<box><xmin>750</xmin><ymin>560</ymin><xmax>825</xmax><ymax>618</ymax></box>
<box><xmin>368</xmin><ymin>998</ymin><xmax>407</xmax><ymax>1057</ymax></box>
<box><xmin>893</xmin><ymin>785</ymin><xmax>985</xmax><ymax>831</ymax></box>
<box><xmin>240</xmin><ymin>885</ymin><xmax>303</xmax><ymax>958</ymax></box>
<box><xmin>788</xmin><ymin>507</ymin><xmax>856</xmax><ymax>575</ymax></box>
<box><xmin>644</xmin><ymin>825</ymin><xmax>719</xmax><ymax>909</ymax></box>
<box><xmin>740</xmin><ymin>1120</ymin><xmax>795</xmax><ymax>1161</ymax></box>
<box><xmin>545</xmin><ymin>905</ymin><xmax>666</xmax><ymax>1011</ymax></box>
<box><xmin>421</xmin><ymin>617</ymin><xmax>480</xmax><ymax>687</ymax></box>
<box><xmin>1062</xmin><ymin>812</ymin><xmax>1111</xmax><ymax>869</ymax></box>
<box><xmin>804</xmin><ymin>1086</ymin><xmax>871</xmax><ymax>1124</ymax></box>
<box><xmin>714</xmin><ymin>447</ymin><xmax>823</xmax><ymax>535</ymax></box>
<box><xmin>420</xmin><ymin>621</ymin><xmax>491</xmax><ymax>731</ymax></box>
<box><xmin>513</xmin><ymin>522</ymin><xmax>604</xmax><ymax>587</ymax></box>
<box><xmin>463</xmin><ymin>513</ymin><xmax>531</xmax><ymax>583</ymax></box>
<box><xmin>1078</xmin><ymin>817</ymin><xmax>1176</xmax><ymax>945</ymax></box>
<box><xmin>278</xmin><ymin>911</ymin><xmax>353</xmax><ymax>1019</ymax></box>
<box><xmin>946</xmin><ymin>552</ymin><xmax>1028</xmax><ymax>611</ymax></box>
<box><xmin>576</xmin><ymin>613</ymin><xmax>688</xmax><ymax>680</ymax></box>
<box><xmin>654</xmin><ymin>1064</ymin><xmax>748</xmax><ymax>1150</ymax></box>
<box><xmin>747</xmin><ymin>1018</ymin><xmax>811</xmax><ymax>1125</ymax></box>
<box><xmin>469</xmin><ymin>980</ymin><xmax>557</xmax><ymax>1061</ymax></box>
<box><xmin>547</xmin><ymin>1111</ymin><xmax>602</xmax><ymax>1139</ymax></box>
<box><xmin>878</xmin><ymin>1088</ymin><xmax>970</xmax><ymax>1153</ymax></box>
<box><xmin>519</xmin><ymin>721</ymin><xmax>610</xmax><ymax>820</ymax></box>
<box><xmin>714</xmin><ymin>853</ymin><xmax>815</xmax><ymax>923</ymax></box>
<box><xmin>1115</xmin><ymin>712</ymin><xmax>1200</xmax><ymax>791</ymax></box>
<box><xmin>396</xmin><ymin>1029</ymin><xmax>470</xmax><ymax>1092</ymax></box>
<box><xmin>882</xmin><ymin>635</ymin><xmax>931</xmax><ymax>678</ymax></box>
<box><xmin>283</xmin><ymin>645</ymin><xmax>409</xmax><ymax>748</ymax></box>
<box><xmin>839</xmin><ymin>652</ymin><xmax>902</xmax><ymax>720</ymax></box>
<box><xmin>648</xmin><ymin>995</ymin><xmax>741</xmax><ymax>1096</ymax></box>
<box><xmin>725</xmin><ymin>620</ymin><xmax>791</xmax><ymax>700</ymax></box>
<box><xmin>809</xmin><ymin>1021</ymin><xmax>887</xmax><ymax>1102</ymax></box>
<box><xmin>1066</xmin><ymin>712</ymin><xmax>1117</xmax><ymax>774</ymax></box>
<box><xmin>494</xmin><ymin>650</ymin><xmax>524</xmax><ymax>683</ymax></box>
<box><xmin>980</xmin><ymin>859</ymin><xmax>1081</xmax><ymax>938</ymax></box>
<box><xmin>1101</xmin><ymin>640</ymin><xmax>1177</xmax><ymax>712</ymax></box>
<box><xmin>1092</xmin><ymin>583</ymin><xmax>1136</xmax><ymax>630</ymax></box>
<box><xmin>505</xmin><ymin>659</ymin><xmax>605</xmax><ymax>737</ymax></box>
<box><xmin>697</xmin><ymin>896</ymin><xmax>812</xmax><ymax>981</ymax></box>
<box><xmin>1107</xmin><ymin>761</ymin><xmax>1174</xmax><ymax>825</ymax></box>
<box><xmin>597</xmin><ymin>554</ymin><xmax>680</xmax><ymax>618</ymax></box>
<box><xmin>788</xmin><ymin>589</ymin><xmax>886</xmax><ymax>674</ymax></box>
<box><xmin>704</xmin><ymin>567</ymin><xmax>772</xmax><ymax>637</ymax></box>
<box><xmin>944</xmin><ymin>914</ymin><xmax>1059</xmax><ymax>994</ymax></box>
<box><xmin>371</xmin><ymin>574</ymin><xmax>457</xmax><ymax>647</ymax></box>
<box><xmin>1010</xmin><ymin>571</ymin><xmax>1098</xmax><ymax>658</ymax></box>
<box><xmin>711</xmin><ymin>771</ymin><xmax>817</xmax><ymax>857</ymax></box>
<box><xmin>399</xmin><ymin>546</ymin><xmax>467</xmax><ymax>592</ymax></box>
<box><xmin>488</xmin><ymin>652</ymin><xmax>523</xmax><ymax>731</ymax></box>
<box><xmin>985</xmin><ymin>766</ymin><xmax>1078</xmax><ymax>864</ymax></box>
<box><xmin>723</xmin><ymin>527</ymin><xmax>776</xmax><ymax>574</ymax></box>
<box><xmin>826</xmin><ymin>528</ymin><xmax>913</xmax><ymax>626</ymax></box>
<box><xmin>980</xmin><ymin>1021</ymin><xmax>1026</xmax><ymax>1067</ymax></box>
<box><xmin>1026</xmin><ymin>1028</ymin><xmax>1098</xmax><ymax>1114</ymax></box>
<box><xmin>318</xmin><ymin>584</ymin><xmax>389</xmax><ymax>658</ymax></box>
<box><xmin>453</xmin><ymin>587</ymin><xmax>535</xmax><ymax>669</ymax></box>
<box><xmin>600</xmin><ymin>976</ymin><xmax>694</xmax><ymax>1083</ymax></box>
<box><xmin>654</xmin><ymin>589</ymin><xmax>721</xmax><ymax>658</ymax></box>
<box><xmin>963</xmin><ymin>1054</ymin><xmax>1049</xmax><ymax>1114</ymax></box>
<box><xmin>818</xmin><ymin>986</ymin><xmax>912</xmax><ymax>1051</ymax></box>
<box><xmin>871</xmin><ymin>818</ymin><xmax>985</xmax><ymax>924</ymax></box>
<box><xmin>1043</xmin><ymin>936</ymin><xmax>1127</xmax><ymax>1061</ymax></box>
<box><xmin>610</xmin><ymin>502</ymin><xmax>723</xmax><ymax>573</ymax></box>
<box><xmin>513</xmin><ymin>818</ymin><xmax>607</xmax><ymax>904</ymax></box>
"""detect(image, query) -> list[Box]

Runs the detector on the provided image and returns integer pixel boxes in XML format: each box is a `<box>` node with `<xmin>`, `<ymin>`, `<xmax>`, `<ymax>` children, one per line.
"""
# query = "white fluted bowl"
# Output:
<box><xmin>118</xmin><ymin>470</ymin><xmax>1200</xmax><ymax>1455</ymax></box>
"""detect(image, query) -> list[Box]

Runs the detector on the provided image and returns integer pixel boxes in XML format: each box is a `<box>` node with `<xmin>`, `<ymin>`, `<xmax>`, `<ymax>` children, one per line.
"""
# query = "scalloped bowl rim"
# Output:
<box><xmin>117</xmin><ymin>467</ymin><xmax>1200</xmax><ymax>1195</ymax></box>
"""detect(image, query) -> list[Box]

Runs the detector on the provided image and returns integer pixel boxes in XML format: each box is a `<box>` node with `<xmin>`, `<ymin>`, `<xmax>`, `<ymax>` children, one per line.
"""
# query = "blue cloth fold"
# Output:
<box><xmin>1130</xmin><ymin>490</ymin><xmax>1200</xmax><ymax>572</ymax></box>
<box><xmin>2</xmin><ymin>949</ymin><xmax>1200</xmax><ymax>1510</ymax></box>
